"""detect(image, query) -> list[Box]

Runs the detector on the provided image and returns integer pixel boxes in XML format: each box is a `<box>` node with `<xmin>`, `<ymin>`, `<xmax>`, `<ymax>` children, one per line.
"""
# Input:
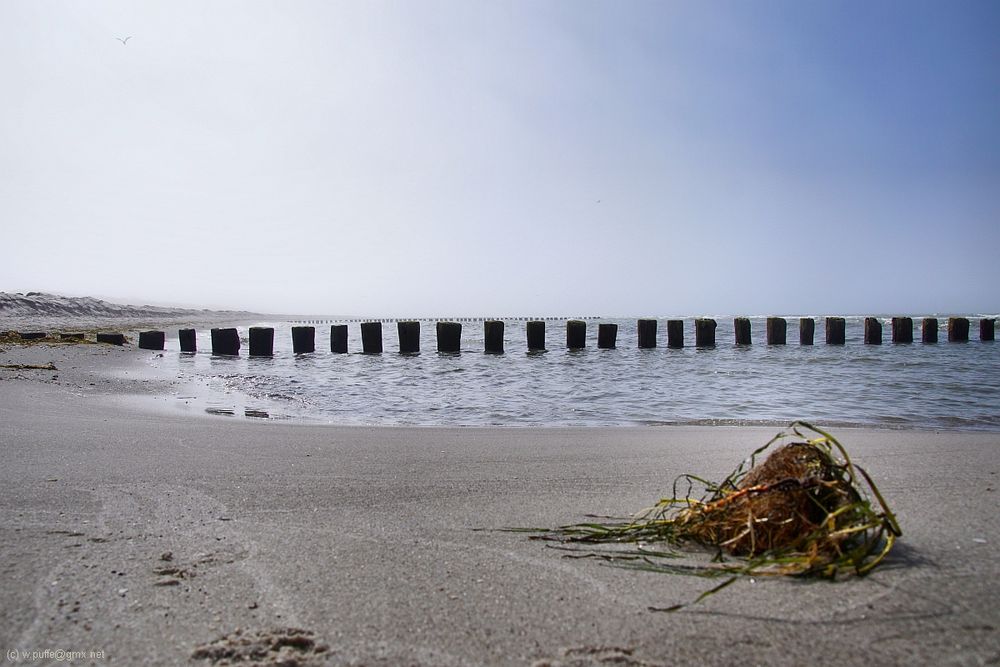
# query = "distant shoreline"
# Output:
<box><xmin>0</xmin><ymin>290</ymin><xmax>271</xmax><ymax>332</ymax></box>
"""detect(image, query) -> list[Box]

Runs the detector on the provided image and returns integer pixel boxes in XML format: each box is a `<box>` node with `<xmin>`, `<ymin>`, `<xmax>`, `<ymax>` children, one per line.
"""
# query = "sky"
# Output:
<box><xmin>1</xmin><ymin>1</ymin><xmax>998</xmax><ymax>317</ymax></box>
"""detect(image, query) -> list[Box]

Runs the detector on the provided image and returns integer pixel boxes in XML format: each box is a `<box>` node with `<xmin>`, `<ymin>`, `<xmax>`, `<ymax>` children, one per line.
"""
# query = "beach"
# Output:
<box><xmin>1</xmin><ymin>341</ymin><xmax>998</xmax><ymax>666</ymax></box>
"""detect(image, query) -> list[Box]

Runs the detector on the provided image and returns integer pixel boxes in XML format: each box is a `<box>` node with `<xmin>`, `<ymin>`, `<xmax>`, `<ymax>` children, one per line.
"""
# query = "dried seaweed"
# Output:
<box><xmin>525</xmin><ymin>422</ymin><xmax>901</xmax><ymax>610</ymax></box>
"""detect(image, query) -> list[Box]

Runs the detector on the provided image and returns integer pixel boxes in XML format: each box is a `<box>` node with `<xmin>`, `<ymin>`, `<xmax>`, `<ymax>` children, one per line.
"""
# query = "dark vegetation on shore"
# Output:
<box><xmin>0</xmin><ymin>330</ymin><xmax>106</xmax><ymax>347</ymax></box>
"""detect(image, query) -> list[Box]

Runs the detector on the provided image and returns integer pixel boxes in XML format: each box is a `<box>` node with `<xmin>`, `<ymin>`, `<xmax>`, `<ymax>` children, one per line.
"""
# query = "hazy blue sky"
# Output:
<box><xmin>2</xmin><ymin>1</ymin><xmax>997</xmax><ymax>316</ymax></box>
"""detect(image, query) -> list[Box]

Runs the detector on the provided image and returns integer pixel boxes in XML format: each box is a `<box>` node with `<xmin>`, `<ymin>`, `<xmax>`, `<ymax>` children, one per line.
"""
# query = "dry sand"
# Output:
<box><xmin>1</xmin><ymin>341</ymin><xmax>998</xmax><ymax>666</ymax></box>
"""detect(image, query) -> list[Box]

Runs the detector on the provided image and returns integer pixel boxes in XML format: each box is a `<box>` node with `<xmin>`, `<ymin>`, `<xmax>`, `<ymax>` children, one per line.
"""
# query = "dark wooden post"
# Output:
<box><xmin>526</xmin><ymin>320</ymin><xmax>546</xmax><ymax>351</ymax></box>
<box><xmin>484</xmin><ymin>320</ymin><xmax>504</xmax><ymax>354</ymax></box>
<box><xmin>436</xmin><ymin>322</ymin><xmax>461</xmax><ymax>352</ymax></box>
<box><xmin>864</xmin><ymin>317</ymin><xmax>882</xmax><ymax>344</ymax></box>
<box><xmin>766</xmin><ymin>317</ymin><xmax>786</xmax><ymax>345</ymax></box>
<box><xmin>891</xmin><ymin>317</ymin><xmax>913</xmax><ymax>343</ymax></box>
<box><xmin>667</xmin><ymin>319</ymin><xmax>684</xmax><ymax>348</ymax></box>
<box><xmin>637</xmin><ymin>319</ymin><xmax>657</xmax><ymax>348</ymax></box>
<box><xmin>179</xmin><ymin>328</ymin><xmax>197</xmax><ymax>352</ymax></box>
<box><xmin>948</xmin><ymin>317</ymin><xmax>969</xmax><ymax>342</ymax></box>
<box><xmin>210</xmin><ymin>328</ymin><xmax>240</xmax><ymax>356</ymax></box>
<box><xmin>566</xmin><ymin>320</ymin><xmax>586</xmax><ymax>349</ymax></box>
<box><xmin>397</xmin><ymin>321</ymin><xmax>420</xmax><ymax>354</ymax></box>
<box><xmin>18</xmin><ymin>332</ymin><xmax>46</xmax><ymax>340</ymax></box>
<box><xmin>361</xmin><ymin>322</ymin><xmax>383</xmax><ymax>354</ymax></box>
<box><xmin>330</xmin><ymin>325</ymin><xmax>348</xmax><ymax>353</ymax></box>
<box><xmin>799</xmin><ymin>318</ymin><xmax>814</xmax><ymax>345</ymax></box>
<box><xmin>695</xmin><ymin>318</ymin><xmax>716</xmax><ymax>347</ymax></box>
<box><xmin>734</xmin><ymin>318</ymin><xmax>751</xmax><ymax>345</ymax></box>
<box><xmin>922</xmin><ymin>318</ymin><xmax>939</xmax><ymax>343</ymax></box>
<box><xmin>138</xmin><ymin>331</ymin><xmax>165</xmax><ymax>350</ymax></box>
<box><xmin>249</xmin><ymin>327</ymin><xmax>274</xmax><ymax>357</ymax></box>
<box><xmin>981</xmin><ymin>318</ymin><xmax>996</xmax><ymax>342</ymax></box>
<box><xmin>826</xmin><ymin>317</ymin><xmax>845</xmax><ymax>345</ymax></box>
<box><xmin>292</xmin><ymin>326</ymin><xmax>315</xmax><ymax>354</ymax></box>
<box><xmin>598</xmin><ymin>323</ymin><xmax>618</xmax><ymax>349</ymax></box>
<box><xmin>96</xmin><ymin>333</ymin><xmax>126</xmax><ymax>346</ymax></box>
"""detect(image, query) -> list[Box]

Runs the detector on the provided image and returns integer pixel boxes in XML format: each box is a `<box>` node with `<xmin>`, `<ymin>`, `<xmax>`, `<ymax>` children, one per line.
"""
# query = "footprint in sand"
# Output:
<box><xmin>191</xmin><ymin>627</ymin><xmax>329</xmax><ymax>666</ymax></box>
<box><xmin>533</xmin><ymin>645</ymin><xmax>663</xmax><ymax>667</ymax></box>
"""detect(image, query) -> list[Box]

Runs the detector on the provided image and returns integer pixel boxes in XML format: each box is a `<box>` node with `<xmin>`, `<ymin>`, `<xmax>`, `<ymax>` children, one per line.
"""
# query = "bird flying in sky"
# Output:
<box><xmin>115</xmin><ymin>36</ymin><xmax>132</xmax><ymax>45</ymax></box>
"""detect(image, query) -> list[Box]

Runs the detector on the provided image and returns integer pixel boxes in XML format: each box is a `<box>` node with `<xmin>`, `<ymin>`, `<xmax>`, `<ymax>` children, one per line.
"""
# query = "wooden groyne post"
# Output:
<box><xmin>249</xmin><ymin>327</ymin><xmax>274</xmax><ymax>357</ymax></box>
<box><xmin>96</xmin><ymin>333</ymin><xmax>125</xmax><ymax>346</ymax></box>
<box><xmin>826</xmin><ymin>317</ymin><xmax>846</xmax><ymax>345</ymax></box>
<box><xmin>637</xmin><ymin>319</ymin><xmax>657</xmax><ymax>348</ymax></box>
<box><xmin>799</xmin><ymin>318</ymin><xmax>815</xmax><ymax>345</ymax></box>
<box><xmin>695</xmin><ymin>318</ymin><xmax>716</xmax><ymax>347</ymax></box>
<box><xmin>767</xmin><ymin>317</ymin><xmax>786</xmax><ymax>345</ymax></box>
<box><xmin>734</xmin><ymin>318</ymin><xmax>751</xmax><ymax>345</ymax></box>
<box><xmin>147</xmin><ymin>313</ymin><xmax>992</xmax><ymax>359</ymax></box>
<box><xmin>138</xmin><ymin>331</ymin><xmax>164</xmax><ymax>350</ymax></box>
<box><xmin>398</xmin><ymin>321</ymin><xmax>420</xmax><ymax>354</ymax></box>
<box><xmin>361</xmin><ymin>322</ymin><xmax>383</xmax><ymax>354</ymax></box>
<box><xmin>667</xmin><ymin>319</ymin><xmax>684</xmax><ymax>348</ymax></box>
<box><xmin>179</xmin><ymin>328</ymin><xmax>197</xmax><ymax>353</ymax></box>
<box><xmin>598</xmin><ymin>323</ymin><xmax>618</xmax><ymax>349</ymax></box>
<box><xmin>892</xmin><ymin>317</ymin><xmax>913</xmax><ymax>343</ymax></box>
<box><xmin>330</xmin><ymin>325</ymin><xmax>348</xmax><ymax>353</ymax></box>
<box><xmin>436</xmin><ymin>322</ymin><xmax>461</xmax><ymax>352</ymax></box>
<box><xmin>982</xmin><ymin>318</ymin><xmax>996</xmax><ymax>342</ymax></box>
<box><xmin>526</xmin><ymin>321</ymin><xmax>545</xmax><ymax>351</ymax></box>
<box><xmin>292</xmin><ymin>326</ymin><xmax>315</xmax><ymax>354</ymax></box>
<box><xmin>948</xmin><ymin>317</ymin><xmax>969</xmax><ymax>342</ymax></box>
<box><xmin>566</xmin><ymin>320</ymin><xmax>587</xmax><ymax>349</ymax></box>
<box><xmin>864</xmin><ymin>317</ymin><xmax>882</xmax><ymax>344</ymax></box>
<box><xmin>210</xmin><ymin>328</ymin><xmax>240</xmax><ymax>356</ymax></box>
<box><xmin>484</xmin><ymin>320</ymin><xmax>504</xmax><ymax>354</ymax></box>
<box><xmin>922</xmin><ymin>318</ymin><xmax>938</xmax><ymax>343</ymax></box>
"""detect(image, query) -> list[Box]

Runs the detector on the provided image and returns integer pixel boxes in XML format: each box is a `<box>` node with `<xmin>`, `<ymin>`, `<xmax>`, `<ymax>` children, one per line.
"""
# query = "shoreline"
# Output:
<box><xmin>5</xmin><ymin>311</ymin><xmax>999</xmax><ymax>432</ymax></box>
<box><xmin>1</xmin><ymin>342</ymin><xmax>998</xmax><ymax>665</ymax></box>
<box><xmin>10</xmin><ymin>338</ymin><xmax>996</xmax><ymax>433</ymax></box>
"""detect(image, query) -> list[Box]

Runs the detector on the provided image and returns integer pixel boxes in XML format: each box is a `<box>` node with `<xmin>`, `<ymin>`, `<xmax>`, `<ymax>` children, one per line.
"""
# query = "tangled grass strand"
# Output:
<box><xmin>524</xmin><ymin>422</ymin><xmax>901</xmax><ymax>609</ymax></box>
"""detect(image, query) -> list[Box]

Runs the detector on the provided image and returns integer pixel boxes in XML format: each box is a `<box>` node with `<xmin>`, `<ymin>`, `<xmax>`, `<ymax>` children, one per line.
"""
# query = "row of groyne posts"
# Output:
<box><xmin>129</xmin><ymin>316</ymin><xmax>997</xmax><ymax>355</ymax></box>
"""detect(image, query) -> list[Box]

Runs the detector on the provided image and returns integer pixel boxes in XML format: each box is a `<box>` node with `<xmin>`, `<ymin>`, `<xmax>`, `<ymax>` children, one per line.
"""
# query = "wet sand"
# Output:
<box><xmin>1</xmin><ymin>342</ymin><xmax>998</xmax><ymax>665</ymax></box>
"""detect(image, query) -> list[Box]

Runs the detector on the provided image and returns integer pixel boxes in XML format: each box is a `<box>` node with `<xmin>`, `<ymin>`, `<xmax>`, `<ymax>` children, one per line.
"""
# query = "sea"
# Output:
<box><xmin>149</xmin><ymin>316</ymin><xmax>1000</xmax><ymax>431</ymax></box>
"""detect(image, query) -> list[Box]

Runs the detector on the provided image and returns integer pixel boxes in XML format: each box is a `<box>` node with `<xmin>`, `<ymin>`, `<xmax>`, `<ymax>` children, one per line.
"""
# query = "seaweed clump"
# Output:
<box><xmin>527</xmin><ymin>422</ymin><xmax>901</xmax><ymax>609</ymax></box>
<box><xmin>0</xmin><ymin>331</ymin><xmax>96</xmax><ymax>346</ymax></box>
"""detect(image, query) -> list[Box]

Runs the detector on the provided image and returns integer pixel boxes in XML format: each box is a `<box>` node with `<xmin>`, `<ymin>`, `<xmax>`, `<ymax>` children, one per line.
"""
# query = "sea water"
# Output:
<box><xmin>151</xmin><ymin>316</ymin><xmax>1000</xmax><ymax>430</ymax></box>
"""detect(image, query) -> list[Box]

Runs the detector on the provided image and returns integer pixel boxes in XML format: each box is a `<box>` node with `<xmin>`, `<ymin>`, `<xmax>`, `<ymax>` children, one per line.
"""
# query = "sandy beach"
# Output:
<box><xmin>1</xmin><ymin>341</ymin><xmax>998</xmax><ymax>666</ymax></box>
